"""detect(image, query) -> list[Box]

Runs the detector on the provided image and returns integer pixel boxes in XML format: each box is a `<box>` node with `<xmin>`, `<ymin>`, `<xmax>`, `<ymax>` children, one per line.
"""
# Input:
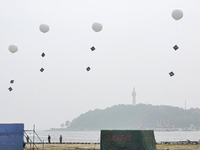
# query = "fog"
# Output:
<box><xmin>0</xmin><ymin>0</ymin><xmax>200</xmax><ymax>130</ymax></box>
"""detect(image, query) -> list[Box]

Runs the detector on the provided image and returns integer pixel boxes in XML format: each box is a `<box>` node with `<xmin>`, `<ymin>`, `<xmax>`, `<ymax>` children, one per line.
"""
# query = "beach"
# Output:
<box><xmin>23</xmin><ymin>130</ymin><xmax>200</xmax><ymax>150</ymax></box>
<box><xmin>25</xmin><ymin>143</ymin><xmax>100</xmax><ymax>149</ymax></box>
<box><xmin>24</xmin><ymin>143</ymin><xmax>200</xmax><ymax>150</ymax></box>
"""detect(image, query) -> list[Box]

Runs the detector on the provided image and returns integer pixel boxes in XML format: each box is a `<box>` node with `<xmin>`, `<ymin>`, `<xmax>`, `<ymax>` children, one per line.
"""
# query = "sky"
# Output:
<box><xmin>1</xmin><ymin>0</ymin><xmax>200</xmax><ymax>130</ymax></box>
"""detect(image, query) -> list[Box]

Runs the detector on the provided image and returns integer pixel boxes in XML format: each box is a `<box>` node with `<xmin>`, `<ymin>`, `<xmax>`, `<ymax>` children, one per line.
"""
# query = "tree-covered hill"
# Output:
<box><xmin>66</xmin><ymin>104</ymin><xmax>200</xmax><ymax>130</ymax></box>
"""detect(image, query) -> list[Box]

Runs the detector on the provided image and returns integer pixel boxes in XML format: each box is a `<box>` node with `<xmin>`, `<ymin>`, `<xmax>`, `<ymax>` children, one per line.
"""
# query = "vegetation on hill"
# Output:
<box><xmin>66</xmin><ymin>104</ymin><xmax>200</xmax><ymax>130</ymax></box>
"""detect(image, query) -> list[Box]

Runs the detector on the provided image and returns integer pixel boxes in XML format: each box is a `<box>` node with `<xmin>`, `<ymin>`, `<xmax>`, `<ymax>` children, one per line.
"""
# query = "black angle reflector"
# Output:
<box><xmin>86</xmin><ymin>67</ymin><xmax>91</xmax><ymax>71</ymax></box>
<box><xmin>90</xmin><ymin>46</ymin><xmax>95</xmax><ymax>51</ymax></box>
<box><xmin>41</xmin><ymin>53</ymin><xmax>45</xmax><ymax>57</ymax></box>
<box><xmin>8</xmin><ymin>87</ymin><xmax>13</xmax><ymax>91</ymax></box>
<box><xmin>40</xmin><ymin>68</ymin><xmax>44</xmax><ymax>72</ymax></box>
<box><xmin>173</xmin><ymin>45</ymin><xmax>179</xmax><ymax>51</ymax></box>
<box><xmin>169</xmin><ymin>71</ymin><xmax>175</xmax><ymax>77</ymax></box>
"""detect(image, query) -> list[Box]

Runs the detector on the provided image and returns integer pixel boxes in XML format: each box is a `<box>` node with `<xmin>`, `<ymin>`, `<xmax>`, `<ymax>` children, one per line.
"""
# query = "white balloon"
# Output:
<box><xmin>39</xmin><ymin>24</ymin><xmax>50</xmax><ymax>33</ymax></box>
<box><xmin>172</xmin><ymin>9</ymin><xmax>183</xmax><ymax>20</ymax></box>
<box><xmin>92</xmin><ymin>22</ymin><xmax>103</xmax><ymax>32</ymax></box>
<box><xmin>8</xmin><ymin>44</ymin><xmax>18</xmax><ymax>53</ymax></box>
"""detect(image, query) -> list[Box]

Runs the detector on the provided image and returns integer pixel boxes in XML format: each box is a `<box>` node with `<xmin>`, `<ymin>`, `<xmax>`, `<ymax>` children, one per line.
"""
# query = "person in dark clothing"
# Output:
<box><xmin>26</xmin><ymin>135</ymin><xmax>30</xmax><ymax>143</ymax></box>
<box><xmin>59</xmin><ymin>135</ymin><xmax>62</xmax><ymax>144</ymax></box>
<box><xmin>48</xmin><ymin>135</ymin><xmax>51</xmax><ymax>144</ymax></box>
<box><xmin>23</xmin><ymin>141</ymin><xmax>26</xmax><ymax>148</ymax></box>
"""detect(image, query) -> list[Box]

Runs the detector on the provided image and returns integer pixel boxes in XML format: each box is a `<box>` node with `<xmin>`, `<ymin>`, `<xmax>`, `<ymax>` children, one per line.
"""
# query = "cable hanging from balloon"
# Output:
<box><xmin>76</xmin><ymin>22</ymin><xmax>103</xmax><ymax>106</ymax></box>
<box><xmin>162</xmin><ymin>9</ymin><xmax>184</xmax><ymax>103</ymax></box>
<box><xmin>86</xmin><ymin>22</ymin><xmax>103</xmax><ymax>72</ymax></box>
<box><xmin>37</xmin><ymin>24</ymin><xmax>50</xmax><ymax>98</ymax></box>
<box><xmin>8</xmin><ymin>44</ymin><xmax>18</xmax><ymax>91</ymax></box>
<box><xmin>6</xmin><ymin>44</ymin><xmax>18</xmax><ymax>122</ymax></box>
<box><xmin>39</xmin><ymin>24</ymin><xmax>49</xmax><ymax>73</ymax></box>
<box><xmin>169</xmin><ymin>9</ymin><xmax>183</xmax><ymax>77</ymax></box>
<box><xmin>34</xmin><ymin>23</ymin><xmax>50</xmax><ymax>121</ymax></box>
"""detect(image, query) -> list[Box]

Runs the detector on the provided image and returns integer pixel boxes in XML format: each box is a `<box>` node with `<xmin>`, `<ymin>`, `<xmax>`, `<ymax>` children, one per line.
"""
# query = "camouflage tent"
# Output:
<box><xmin>100</xmin><ymin>130</ymin><xmax>157</xmax><ymax>150</ymax></box>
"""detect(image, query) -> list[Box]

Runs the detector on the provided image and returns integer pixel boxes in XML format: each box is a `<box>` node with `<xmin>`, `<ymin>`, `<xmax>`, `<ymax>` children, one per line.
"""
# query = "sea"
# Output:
<box><xmin>25</xmin><ymin>130</ymin><xmax>200</xmax><ymax>143</ymax></box>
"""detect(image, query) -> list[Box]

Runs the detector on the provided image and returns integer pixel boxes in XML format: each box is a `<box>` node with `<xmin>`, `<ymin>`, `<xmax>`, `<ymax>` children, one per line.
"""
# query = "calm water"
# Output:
<box><xmin>25</xmin><ymin>130</ymin><xmax>200</xmax><ymax>143</ymax></box>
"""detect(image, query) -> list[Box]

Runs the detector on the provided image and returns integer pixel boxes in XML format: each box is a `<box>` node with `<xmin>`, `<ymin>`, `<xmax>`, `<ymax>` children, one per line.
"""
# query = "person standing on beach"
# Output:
<box><xmin>48</xmin><ymin>135</ymin><xmax>51</xmax><ymax>144</ymax></box>
<box><xmin>59</xmin><ymin>135</ymin><xmax>62</xmax><ymax>144</ymax></box>
<box><xmin>26</xmin><ymin>135</ymin><xmax>29</xmax><ymax>143</ymax></box>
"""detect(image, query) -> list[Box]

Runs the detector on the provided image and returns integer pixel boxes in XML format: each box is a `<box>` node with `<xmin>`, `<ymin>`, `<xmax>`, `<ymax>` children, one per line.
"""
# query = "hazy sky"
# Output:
<box><xmin>1</xmin><ymin>0</ymin><xmax>200</xmax><ymax>130</ymax></box>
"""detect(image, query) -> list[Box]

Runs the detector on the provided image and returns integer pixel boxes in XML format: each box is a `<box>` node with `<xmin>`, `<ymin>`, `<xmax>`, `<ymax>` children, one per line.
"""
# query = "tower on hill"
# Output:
<box><xmin>132</xmin><ymin>87</ymin><xmax>136</xmax><ymax>106</ymax></box>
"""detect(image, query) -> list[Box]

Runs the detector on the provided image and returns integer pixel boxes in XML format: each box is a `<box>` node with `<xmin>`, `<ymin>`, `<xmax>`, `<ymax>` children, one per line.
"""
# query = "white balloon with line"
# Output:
<box><xmin>8</xmin><ymin>44</ymin><xmax>18</xmax><ymax>53</ymax></box>
<box><xmin>172</xmin><ymin>9</ymin><xmax>183</xmax><ymax>20</ymax></box>
<box><xmin>92</xmin><ymin>22</ymin><xmax>103</xmax><ymax>32</ymax></box>
<box><xmin>39</xmin><ymin>24</ymin><xmax>50</xmax><ymax>33</ymax></box>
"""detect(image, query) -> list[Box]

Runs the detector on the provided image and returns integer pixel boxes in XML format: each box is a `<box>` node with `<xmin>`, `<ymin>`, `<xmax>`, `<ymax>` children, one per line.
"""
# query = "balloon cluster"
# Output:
<box><xmin>7</xmin><ymin>24</ymin><xmax>50</xmax><ymax>91</ymax></box>
<box><xmin>7</xmin><ymin>9</ymin><xmax>182</xmax><ymax>91</ymax></box>
<box><xmin>7</xmin><ymin>22</ymin><xmax>103</xmax><ymax>90</ymax></box>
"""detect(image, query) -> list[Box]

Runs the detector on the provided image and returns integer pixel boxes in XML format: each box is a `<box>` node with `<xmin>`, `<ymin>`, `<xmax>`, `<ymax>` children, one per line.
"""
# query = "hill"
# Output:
<box><xmin>66</xmin><ymin>104</ymin><xmax>200</xmax><ymax>131</ymax></box>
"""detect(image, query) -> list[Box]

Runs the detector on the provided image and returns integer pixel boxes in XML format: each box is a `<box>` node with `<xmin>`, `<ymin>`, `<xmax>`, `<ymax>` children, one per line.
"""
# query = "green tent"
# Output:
<box><xmin>100</xmin><ymin>130</ymin><xmax>157</xmax><ymax>150</ymax></box>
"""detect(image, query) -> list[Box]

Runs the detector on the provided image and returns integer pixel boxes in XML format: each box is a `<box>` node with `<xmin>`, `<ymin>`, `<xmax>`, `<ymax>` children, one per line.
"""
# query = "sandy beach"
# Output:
<box><xmin>24</xmin><ymin>143</ymin><xmax>200</xmax><ymax>150</ymax></box>
<box><xmin>157</xmin><ymin>144</ymin><xmax>200</xmax><ymax>150</ymax></box>
<box><xmin>25</xmin><ymin>143</ymin><xmax>100</xmax><ymax>149</ymax></box>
